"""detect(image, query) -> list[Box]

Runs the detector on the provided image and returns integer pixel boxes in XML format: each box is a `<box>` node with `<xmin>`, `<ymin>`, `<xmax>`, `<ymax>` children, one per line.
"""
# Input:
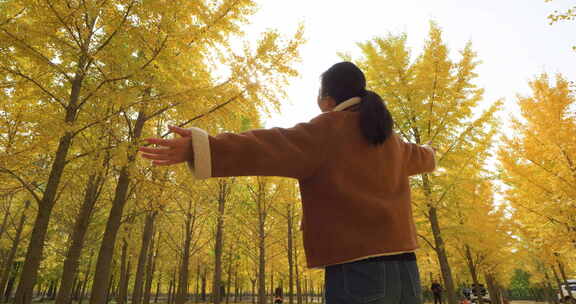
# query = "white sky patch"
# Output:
<box><xmin>234</xmin><ymin>0</ymin><xmax>575</xmax><ymax>129</ymax></box>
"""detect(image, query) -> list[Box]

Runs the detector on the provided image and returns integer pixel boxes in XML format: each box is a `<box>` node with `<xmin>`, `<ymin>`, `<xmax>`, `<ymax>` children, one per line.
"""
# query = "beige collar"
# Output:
<box><xmin>333</xmin><ymin>97</ymin><xmax>362</xmax><ymax>112</ymax></box>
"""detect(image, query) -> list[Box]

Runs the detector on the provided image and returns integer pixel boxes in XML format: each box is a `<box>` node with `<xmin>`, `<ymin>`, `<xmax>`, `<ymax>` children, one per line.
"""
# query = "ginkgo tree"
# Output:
<box><xmin>352</xmin><ymin>22</ymin><xmax>502</xmax><ymax>304</ymax></box>
<box><xmin>500</xmin><ymin>73</ymin><xmax>576</xmax><ymax>301</ymax></box>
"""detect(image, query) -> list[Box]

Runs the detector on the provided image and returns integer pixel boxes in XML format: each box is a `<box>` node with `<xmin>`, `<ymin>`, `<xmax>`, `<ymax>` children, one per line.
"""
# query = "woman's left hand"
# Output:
<box><xmin>139</xmin><ymin>126</ymin><xmax>193</xmax><ymax>166</ymax></box>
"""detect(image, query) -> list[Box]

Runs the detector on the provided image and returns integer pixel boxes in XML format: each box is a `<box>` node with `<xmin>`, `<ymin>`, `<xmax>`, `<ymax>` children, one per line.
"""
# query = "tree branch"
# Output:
<box><xmin>0</xmin><ymin>66</ymin><xmax>67</xmax><ymax>109</ymax></box>
<box><xmin>0</xmin><ymin>168</ymin><xmax>41</xmax><ymax>205</ymax></box>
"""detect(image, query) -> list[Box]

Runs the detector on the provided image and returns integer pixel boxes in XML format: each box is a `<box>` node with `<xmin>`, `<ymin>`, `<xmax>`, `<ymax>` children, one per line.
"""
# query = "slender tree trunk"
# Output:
<box><xmin>0</xmin><ymin>201</ymin><xmax>29</xmax><ymax>299</ymax></box>
<box><xmin>0</xmin><ymin>205</ymin><xmax>11</xmax><ymax>276</ymax></box>
<box><xmin>69</xmin><ymin>277</ymin><xmax>78</xmax><ymax>302</ymax></box>
<box><xmin>213</xmin><ymin>180</ymin><xmax>230</xmax><ymax>304</ymax></box>
<box><xmin>133</xmin><ymin>213</ymin><xmax>156</xmax><ymax>304</ymax></box>
<box><xmin>251</xmin><ymin>278</ymin><xmax>256</xmax><ymax>304</ymax></box>
<box><xmin>89</xmin><ymin>110</ymin><xmax>146</xmax><ymax>304</ymax></box>
<box><xmin>144</xmin><ymin>232</ymin><xmax>158</xmax><ymax>304</ymax></box>
<box><xmin>55</xmin><ymin>174</ymin><xmax>102</xmax><ymax>304</ymax></box>
<box><xmin>4</xmin><ymin>273</ymin><xmax>17</xmax><ymax>302</ymax></box>
<box><xmin>177</xmin><ymin>201</ymin><xmax>196</xmax><ymax>304</ymax></box>
<box><xmin>485</xmin><ymin>273</ymin><xmax>502</xmax><ymax>304</ymax></box>
<box><xmin>287</xmin><ymin>206</ymin><xmax>294</xmax><ymax>304</ymax></box>
<box><xmin>125</xmin><ymin>260</ymin><xmax>132</xmax><ymax>304</ymax></box>
<box><xmin>226</xmin><ymin>248</ymin><xmax>233</xmax><ymax>304</ymax></box>
<box><xmin>13</xmin><ymin>70</ymin><xmax>83</xmax><ymax>303</ymax></box>
<box><xmin>294</xmin><ymin>246</ymin><xmax>302</xmax><ymax>304</ymax></box>
<box><xmin>556</xmin><ymin>255</ymin><xmax>573</xmax><ymax>300</ymax></box>
<box><xmin>52</xmin><ymin>280</ymin><xmax>60</xmax><ymax>300</ymax></box>
<box><xmin>544</xmin><ymin>269</ymin><xmax>558</xmax><ymax>304</ymax></box>
<box><xmin>195</xmin><ymin>265</ymin><xmax>201</xmax><ymax>303</ymax></box>
<box><xmin>154</xmin><ymin>273</ymin><xmax>161</xmax><ymax>303</ymax></box>
<box><xmin>423</xmin><ymin>174</ymin><xmax>457</xmax><ymax>304</ymax></box>
<box><xmin>213</xmin><ymin>215</ymin><xmax>224</xmax><ymax>304</ymax></box>
<box><xmin>270</xmin><ymin>271</ymin><xmax>274</xmax><ymax>304</ymax></box>
<box><xmin>233</xmin><ymin>268</ymin><xmax>239</xmax><ymax>303</ymax></box>
<box><xmin>167</xmin><ymin>278</ymin><xmax>174</xmax><ymax>304</ymax></box>
<box><xmin>201</xmin><ymin>268</ymin><xmax>207</xmax><ymax>302</ymax></box>
<box><xmin>303</xmin><ymin>276</ymin><xmax>308</xmax><ymax>304</ymax></box>
<box><xmin>117</xmin><ymin>240</ymin><xmax>129</xmax><ymax>304</ymax></box>
<box><xmin>171</xmin><ymin>270</ymin><xmax>177</xmax><ymax>304</ymax></box>
<box><xmin>552</xmin><ymin>266</ymin><xmax>566</xmax><ymax>298</ymax></box>
<box><xmin>0</xmin><ymin>205</ymin><xmax>10</xmax><ymax>245</ymax></box>
<box><xmin>106</xmin><ymin>274</ymin><xmax>115</xmax><ymax>304</ymax></box>
<box><xmin>258</xmin><ymin>219</ymin><xmax>266</xmax><ymax>304</ymax></box>
<box><xmin>78</xmin><ymin>251</ymin><xmax>93</xmax><ymax>304</ymax></box>
<box><xmin>464</xmin><ymin>245</ymin><xmax>480</xmax><ymax>287</ymax></box>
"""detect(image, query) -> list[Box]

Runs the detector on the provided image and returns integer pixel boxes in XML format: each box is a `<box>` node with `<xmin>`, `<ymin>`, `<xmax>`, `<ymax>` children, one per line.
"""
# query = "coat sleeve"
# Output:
<box><xmin>186</xmin><ymin>114</ymin><xmax>332</xmax><ymax>180</ymax></box>
<box><xmin>404</xmin><ymin>142</ymin><xmax>436</xmax><ymax>176</ymax></box>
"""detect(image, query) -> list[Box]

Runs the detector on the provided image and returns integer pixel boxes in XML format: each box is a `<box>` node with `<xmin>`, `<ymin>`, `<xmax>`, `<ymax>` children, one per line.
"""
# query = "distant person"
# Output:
<box><xmin>274</xmin><ymin>287</ymin><xmax>283</xmax><ymax>304</ymax></box>
<box><xmin>462</xmin><ymin>285</ymin><xmax>472</xmax><ymax>300</ymax></box>
<box><xmin>140</xmin><ymin>61</ymin><xmax>436</xmax><ymax>304</ymax></box>
<box><xmin>431</xmin><ymin>282</ymin><xmax>443</xmax><ymax>304</ymax></box>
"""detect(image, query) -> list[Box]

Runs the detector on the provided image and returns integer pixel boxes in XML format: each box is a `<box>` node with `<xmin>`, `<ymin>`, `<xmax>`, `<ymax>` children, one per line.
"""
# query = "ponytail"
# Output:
<box><xmin>359</xmin><ymin>90</ymin><xmax>394</xmax><ymax>146</ymax></box>
<box><xmin>320</xmin><ymin>62</ymin><xmax>394</xmax><ymax>146</ymax></box>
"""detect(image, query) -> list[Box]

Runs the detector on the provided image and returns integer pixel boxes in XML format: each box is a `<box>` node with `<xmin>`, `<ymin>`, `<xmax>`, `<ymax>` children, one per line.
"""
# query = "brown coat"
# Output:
<box><xmin>187</xmin><ymin>97</ymin><xmax>436</xmax><ymax>268</ymax></box>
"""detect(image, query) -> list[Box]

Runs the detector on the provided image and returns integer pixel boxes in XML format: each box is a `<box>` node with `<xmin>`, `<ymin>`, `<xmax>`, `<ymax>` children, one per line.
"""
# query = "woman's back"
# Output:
<box><xmin>293</xmin><ymin>109</ymin><xmax>434</xmax><ymax>268</ymax></box>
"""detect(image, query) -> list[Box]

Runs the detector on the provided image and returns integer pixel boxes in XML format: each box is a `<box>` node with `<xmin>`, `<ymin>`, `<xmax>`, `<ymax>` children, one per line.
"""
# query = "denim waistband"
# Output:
<box><xmin>355</xmin><ymin>252</ymin><xmax>417</xmax><ymax>264</ymax></box>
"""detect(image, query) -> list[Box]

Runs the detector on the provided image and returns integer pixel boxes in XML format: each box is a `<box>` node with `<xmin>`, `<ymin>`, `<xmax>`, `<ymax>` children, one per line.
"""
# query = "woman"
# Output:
<box><xmin>140</xmin><ymin>62</ymin><xmax>435</xmax><ymax>303</ymax></box>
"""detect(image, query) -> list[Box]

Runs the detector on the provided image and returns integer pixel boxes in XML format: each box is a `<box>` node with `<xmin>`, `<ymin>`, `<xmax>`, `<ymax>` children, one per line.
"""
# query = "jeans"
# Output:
<box><xmin>324</xmin><ymin>255</ymin><xmax>422</xmax><ymax>304</ymax></box>
<box><xmin>433</xmin><ymin>293</ymin><xmax>442</xmax><ymax>304</ymax></box>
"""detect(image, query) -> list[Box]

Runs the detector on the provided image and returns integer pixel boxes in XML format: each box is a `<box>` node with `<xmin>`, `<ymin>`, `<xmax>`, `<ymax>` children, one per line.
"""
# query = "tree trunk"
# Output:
<box><xmin>423</xmin><ymin>174</ymin><xmax>457</xmax><ymax>304</ymax></box>
<box><xmin>270</xmin><ymin>271</ymin><xmax>274</xmax><ymax>304</ymax></box>
<box><xmin>4</xmin><ymin>273</ymin><xmax>17</xmax><ymax>302</ymax></box>
<box><xmin>544</xmin><ymin>269</ymin><xmax>558</xmax><ymax>304</ymax></box>
<box><xmin>117</xmin><ymin>239</ymin><xmax>129</xmax><ymax>304</ymax></box>
<box><xmin>226</xmin><ymin>249</ymin><xmax>233</xmax><ymax>304</ymax></box>
<box><xmin>124</xmin><ymin>260</ymin><xmax>132</xmax><ymax>303</ymax></box>
<box><xmin>294</xmin><ymin>246</ymin><xmax>302</xmax><ymax>304</ymax></box>
<box><xmin>251</xmin><ymin>278</ymin><xmax>256</xmax><ymax>304</ymax></box>
<box><xmin>89</xmin><ymin>110</ymin><xmax>146</xmax><ymax>304</ymax></box>
<box><xmin>55</xmin><ymin>173</ymin><xmax>102</xmax><ymax>304</ymax></box>
<box><xmin>69</xmin><ymin>277</ymin><xmax>78</xmax><ymax>302</ymax></box>
<box><xmin>133</xmin><ymin>213</ymin><xmax>156</xmax><ymax>304</ymax></box>
<box><xmin>233</xmin><ymin>268</ymin><xmax>239</xmax><ymax>303</ymax></box>
<box><xmin>106</xmin><ymin>274</ymin><xmax>115</xmax><ymax>304</ymax></box>
<box><xmin>14</xmin><ymin>70</ymin><xmax>82</xmax><ymax>303</ymax></box>
<box><xmin>167</xmin><ymin>278</ymin><xmax>174</xmax><ymax>304</ymax></box>
<box><xmin>213</xmin><ymin>180</ymin><xmax>230</xmax><ymax>304</ymax></box>
<box><xmin>485</xmin><ymin>273</ymin><xmax>502</xmax><ymax>304</ymax></box>
<box><xmin>144</xmin><ymin>232</ymin><xmax>158</xmax><ymax>304</ymax></box>
<box><xmin>464</xmin><ymin>245</ymin><xmax>480</xmax><ymax>287</ymax></box>
<box><xmin>0</xmin><ymin>201</ymin><xmax>29</xmax><ymax>299</ymax></box>
<box><xmin>0</xmin><ymin>204</ymin><xmax>10</xmax><ymax>245</ymax></box>
<box><xmin>303</xmin><ymin>276</ymin><xmax>308</xmax><ymax>304</ymax></box>
<box><xmin>177</xmin><ymin>201</ymin><xmax>196</xmax><ymax>304</ymax></box>
<box><xmin>154</xmin><ymin>273</ymin><xmax>161</xmax><ymax>303</ymax></box>
<box><xmin>171</xmin><ymin>270</ymin><xmax>177</xmax><ymax>304</ymax></box>
<box><xmin>552</xmin><ymin>265</ymin><xmax>566</xmax><ymax>298</ymax></box>
<box><xmin>195</xmin><ymin>265</ymin><xmax>201</xmax><ymax>303</ymax></box>
<box><xmin>556</xmin><ymin>255</ymin><xmax>573</xmax><ymax>300</ymax></box>
<box><xmin>78</xmin><ymin>251</ymin><xmax>93</xmax><ymax>304</ymax></box>
<box><xmin>287</xmin><ymin>206</ymin><xmax>294</xmax><ymax>304</ymax></box>
<box><xmin>52</xmin><ymin>280</ymin><xmax>60</xmax><ymax>300</ymax></box>
<box><xmin>258</xmin><ymin>219</ymin><xmax>266</xmax><ymax>304</ymax></box>
<box><xmin>201</xmin><ymin>268</ymin><xmax>207</xmax><ymax>302</ymax></box>
<box><xmin>213</xmin><ymin>212</ymin><xmax>224</xmax><ymax>304</ymax></box>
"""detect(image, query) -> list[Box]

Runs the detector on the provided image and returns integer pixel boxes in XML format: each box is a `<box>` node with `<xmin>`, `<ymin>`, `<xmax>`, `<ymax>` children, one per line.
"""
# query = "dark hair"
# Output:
<box><xmin>320</xmin><ymin>62</ymin><xmax>394</xmax><ymax>145</ymax></box>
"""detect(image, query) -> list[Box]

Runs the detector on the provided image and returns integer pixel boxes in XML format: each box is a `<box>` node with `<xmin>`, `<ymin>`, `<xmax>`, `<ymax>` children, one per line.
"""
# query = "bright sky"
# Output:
<box><xmin>238</xmin><ymin>0</ymin><xmax>575</xmax><ymax>129</ymax></box>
